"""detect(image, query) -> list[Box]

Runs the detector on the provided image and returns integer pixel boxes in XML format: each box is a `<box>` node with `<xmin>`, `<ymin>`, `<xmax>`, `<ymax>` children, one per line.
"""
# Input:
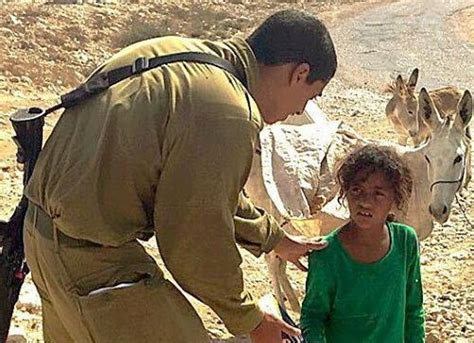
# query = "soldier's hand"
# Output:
<box><xmin>273</xmin><ymin>234</ymin><xmax>327</xmax><ymax>272</ymax></box>
<box><xmin>250</xmin><ymin>311</ymin><xmax>301</xmax><ymax>343</ymax></box>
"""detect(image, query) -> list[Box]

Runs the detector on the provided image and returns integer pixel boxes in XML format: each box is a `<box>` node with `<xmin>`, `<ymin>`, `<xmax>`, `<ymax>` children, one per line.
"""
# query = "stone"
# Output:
<box><xmin>20</xmin><ymin>76</ymin><xmax>32</xmax><ymax>84</ymax></box>
<box><xmin>8</xmin><ymin>14</ymin><xmax>20</xmax><ymax>26</ymax></box>
<box><xmin>425</xmin><ymin>331</ymin><xmax>440</xmax><ymax>343</ymax></box>
<box><xmin>0</xmin><ymin>162</ymin><xmax>10</xmax><ymax>172</ymax></box>
<box><xmin>6</xmin><ymin>327</ymin><xmax>27</xmax><ymax>343</ymax></box>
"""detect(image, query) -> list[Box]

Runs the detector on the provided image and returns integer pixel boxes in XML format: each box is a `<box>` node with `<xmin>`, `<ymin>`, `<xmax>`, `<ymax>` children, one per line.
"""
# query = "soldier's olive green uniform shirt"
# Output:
<box><xmin>25</xmin><ymin>36</ymin><xmax>285</xmax><ymax>335</ymax></box>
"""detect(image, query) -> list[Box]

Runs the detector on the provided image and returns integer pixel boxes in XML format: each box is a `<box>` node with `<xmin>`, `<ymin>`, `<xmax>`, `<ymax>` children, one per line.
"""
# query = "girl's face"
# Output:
<box><xmin>346</xmin><ymin>171</ymin><xmax>396</xmax><ymax>230</ymax></box>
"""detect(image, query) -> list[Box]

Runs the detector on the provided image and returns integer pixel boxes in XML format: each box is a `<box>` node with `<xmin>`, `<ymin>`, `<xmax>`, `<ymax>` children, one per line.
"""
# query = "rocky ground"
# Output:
<box><xmin>0</xmin><ymin>0</ymin><xmax>472</xmax><ymax>342</ymax></box>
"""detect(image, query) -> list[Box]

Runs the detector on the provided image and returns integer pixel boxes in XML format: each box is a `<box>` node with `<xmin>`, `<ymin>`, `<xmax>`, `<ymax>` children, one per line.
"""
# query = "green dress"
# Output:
<box><xmin>301</xmin><ymin>222</ymin><xmax>425</xmax><ymax>342</ymax></box>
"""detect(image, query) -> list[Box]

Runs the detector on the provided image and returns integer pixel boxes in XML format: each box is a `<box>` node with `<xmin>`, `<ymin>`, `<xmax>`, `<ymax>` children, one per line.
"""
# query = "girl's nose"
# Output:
<box><xmin>357</xmin><ymin>192</ymin><xmax>373</xmax><ymax>208</ymax></box>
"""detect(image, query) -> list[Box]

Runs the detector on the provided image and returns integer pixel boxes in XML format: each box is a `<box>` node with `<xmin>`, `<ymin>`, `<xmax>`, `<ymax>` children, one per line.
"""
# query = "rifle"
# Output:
<box><xmin>0</xmin><ymin>108</ymin><xmax>44</xmax><ymax>342</ymax></box>
<box><xmin>0</xmin><ymin>52</ymin><xmax>245</xmax><ymax>341</ymax></box>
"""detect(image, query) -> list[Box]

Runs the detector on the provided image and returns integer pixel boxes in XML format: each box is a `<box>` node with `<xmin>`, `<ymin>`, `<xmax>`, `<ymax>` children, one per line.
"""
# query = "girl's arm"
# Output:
<box><xmin>301</xmin><ymin>251</ymin><xmax>334</xmax><ymax>343</ymax></box>
<box><xmin>405</xmin><ymin>234</ymin><xmax>425</xmax><ymax>342</ymax></box>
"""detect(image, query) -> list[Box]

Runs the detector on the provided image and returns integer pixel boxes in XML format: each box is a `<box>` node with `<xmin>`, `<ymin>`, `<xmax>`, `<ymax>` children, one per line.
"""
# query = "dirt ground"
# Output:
<box><xmin>0</xmin><ymin>1</ymin><xmax>472</xmax><ymax>342</ymax></box>
<box><xmin>449</xmin><ymin>4</ymin><xmax>474</xmax><ymax>44</ymax></box>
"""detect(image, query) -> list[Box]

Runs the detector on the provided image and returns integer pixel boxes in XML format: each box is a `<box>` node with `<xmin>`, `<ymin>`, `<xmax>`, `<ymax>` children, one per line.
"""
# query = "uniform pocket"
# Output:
<box><xmin>76</xmin><ymin>271</ymin><xmax>163</xmax><ymax>342</ymax></box>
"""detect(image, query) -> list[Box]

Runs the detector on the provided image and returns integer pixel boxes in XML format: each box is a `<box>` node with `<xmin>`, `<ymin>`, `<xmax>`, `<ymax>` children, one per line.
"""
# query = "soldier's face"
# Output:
<box><xmin>274</xmin><ymin>65</ymin><xmax>327</xmax><ymax>123</ymax></box>
<box><xmin>287</xmin><ymin>78</ymin><xmax>327</xmax><ymax>117</ymax></box>
<box><xmin>256</xmin><ymin>63</ymin><xmax>329</xmax><ymax>124</ymax></box>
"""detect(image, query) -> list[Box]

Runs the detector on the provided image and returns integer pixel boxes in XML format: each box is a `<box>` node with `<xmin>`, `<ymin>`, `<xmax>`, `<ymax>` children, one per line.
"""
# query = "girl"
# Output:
<box><xmin>301</xmin><ymin>144</ymin><xmax>425</xmax><ymax>342</ymax></box>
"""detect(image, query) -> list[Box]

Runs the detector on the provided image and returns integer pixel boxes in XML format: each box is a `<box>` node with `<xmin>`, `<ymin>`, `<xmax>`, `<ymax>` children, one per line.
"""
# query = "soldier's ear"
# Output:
<box><xmin>457</xmin><ymin>90</ymin><xmax>472</xmax><ymax>127</ymax></box>
<box><xmin>290</xmin><ymin>62</ymin><xmax>311</xmax><ymax>86</ymax></box>
<box><xmin>407</xmin><ymin>68</ymin><xmax>419</xmax><ymax>91</ymax></box>
<box><xmin>418</xmin><ymin>88</ymin><xmax>443</xmax><ymax>130</ymax></box>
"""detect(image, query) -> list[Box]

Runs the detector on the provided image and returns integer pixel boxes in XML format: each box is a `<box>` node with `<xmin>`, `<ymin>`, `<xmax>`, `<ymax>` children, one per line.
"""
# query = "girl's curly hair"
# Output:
<box><xmin>336</xmin><ymin>144</ymin><xmax>413</xmax><ymax>214</ymax></box>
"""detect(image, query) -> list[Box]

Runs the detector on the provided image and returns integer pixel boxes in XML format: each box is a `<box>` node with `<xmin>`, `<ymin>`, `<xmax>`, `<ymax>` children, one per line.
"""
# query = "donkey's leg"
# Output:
<box><xmin>265</xmin><ymin>253</ymin><xmax>286</xmax><ymax>310</ymax></box>
<box><xmin>278</xmin><ymin>260</ymin><xmax>301</xmax><ymax>313</ymax></box>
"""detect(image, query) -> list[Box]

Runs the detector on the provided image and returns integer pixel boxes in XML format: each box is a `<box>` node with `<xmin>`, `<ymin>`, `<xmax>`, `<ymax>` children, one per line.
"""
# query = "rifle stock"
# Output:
<box><xmin>0</xmin><ymin>220</ymin><xmax>6</xmax><ymax>245</ymax></box>
<box><xmin>0</xmin><ymin>112</ymin><xmax>44</xmax><ymax>342</ymax></box>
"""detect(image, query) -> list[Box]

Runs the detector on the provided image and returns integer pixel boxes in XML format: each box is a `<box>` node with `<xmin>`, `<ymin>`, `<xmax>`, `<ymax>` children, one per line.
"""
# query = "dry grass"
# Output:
<box><xmin>114</xmin><ymin>2</ymin><xmax>252</xmax><ymax>48</ymax></box>
<box><xmin>0</xmin><ymin>0</ymin><xmax>369</xmax><ymax>89</ymax></box>
<box><xmin>113</xmin><ymin>0</ymin><xmax>367</xmax><ymax>48</ymax></box>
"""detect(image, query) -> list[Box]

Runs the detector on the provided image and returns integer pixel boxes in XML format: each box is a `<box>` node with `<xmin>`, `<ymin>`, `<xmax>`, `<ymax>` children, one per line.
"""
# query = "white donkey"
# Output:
<box><xmin>418</xmin><ymin>88</ymin><xmax>472</xmax><ymax>223</ymax></box>
<box><xmin>246</xmin><ymin>89</ymin><xmax>472</xmax><ymax>312</ymax></box>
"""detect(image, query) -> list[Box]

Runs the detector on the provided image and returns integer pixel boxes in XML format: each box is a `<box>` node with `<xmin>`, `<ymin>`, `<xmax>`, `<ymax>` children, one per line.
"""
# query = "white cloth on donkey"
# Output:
<box><xmin>259</xmin><ymin>108</ymin><xmax>341</xmax><ymax>219</ymax></box>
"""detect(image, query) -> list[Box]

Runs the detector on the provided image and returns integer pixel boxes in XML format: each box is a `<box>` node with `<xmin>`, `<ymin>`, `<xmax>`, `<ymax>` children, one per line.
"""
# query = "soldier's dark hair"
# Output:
<box><xmin>336</xmin><ymin>144</ymin><xmax>413</xmax><ymax>214</ymax></box>
<box><xmin>246</xmin><ymin>9</ymin><xmax>337</xmax><ymax>83</ymax></box>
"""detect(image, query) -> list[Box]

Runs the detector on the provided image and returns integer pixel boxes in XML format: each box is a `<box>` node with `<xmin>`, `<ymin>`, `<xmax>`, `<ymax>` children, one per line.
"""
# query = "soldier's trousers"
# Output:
<box><xmin>23</xmin><ymin>204</ymin><xmax>210</xmax><ymax>343</ymax></box>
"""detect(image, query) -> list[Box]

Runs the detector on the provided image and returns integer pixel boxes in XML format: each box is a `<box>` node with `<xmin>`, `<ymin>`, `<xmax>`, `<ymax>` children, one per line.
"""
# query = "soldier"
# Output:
<box><xmin>23</xmin><ymin>9</ymin><xmax>337</xmax><ymax>343</ymax></box>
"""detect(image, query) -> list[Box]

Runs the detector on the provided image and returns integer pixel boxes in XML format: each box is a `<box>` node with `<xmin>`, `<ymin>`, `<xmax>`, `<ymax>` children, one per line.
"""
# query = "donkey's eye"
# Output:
<box><xmin>454</xmin><ymin>155</ymin><xmax>463</xmax><ymax>164</ymax></box>
<box><xmin>424</xmin><ymin>155</ymin><xmax>431</xmax><ymax>164</ymax></box>
<box><xmin>408</xmin><ymin>110</ymin><xmax>415</xmax><ymax>115</ymax></box>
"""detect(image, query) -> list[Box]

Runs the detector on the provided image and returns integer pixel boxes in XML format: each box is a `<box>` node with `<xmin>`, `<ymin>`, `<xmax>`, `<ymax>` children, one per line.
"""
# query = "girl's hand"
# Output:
<box><xmin>273</xmin><ymin>234</ymin><xmax>327</xmax><ymax>271</ymax></box>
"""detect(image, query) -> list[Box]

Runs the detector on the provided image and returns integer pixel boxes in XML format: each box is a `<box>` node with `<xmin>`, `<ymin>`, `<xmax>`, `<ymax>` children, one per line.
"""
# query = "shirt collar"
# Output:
<box><xmin>222</xmin><ymin>37</ymin><xmax>259</xmax><ymax>97</ymax></box>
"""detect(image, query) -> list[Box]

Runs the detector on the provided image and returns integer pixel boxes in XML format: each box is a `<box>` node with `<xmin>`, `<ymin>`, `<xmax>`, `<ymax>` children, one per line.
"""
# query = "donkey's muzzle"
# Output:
<box><xmin>429</xmin><ymin>204</ymin><xmax>449</xmax><ymax>223</ymax></box>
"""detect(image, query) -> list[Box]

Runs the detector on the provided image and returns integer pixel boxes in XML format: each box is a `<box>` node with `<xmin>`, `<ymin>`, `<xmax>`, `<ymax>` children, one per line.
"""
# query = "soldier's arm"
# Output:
<box><xmin>234</xmin><ymin>192</ymin><xmax>285</xmax><ymax>257</ymax></box>
<box><xmin>153</xmin><ymin>111</ymin><xmax>264</xmax><ymax>335</ymax></box>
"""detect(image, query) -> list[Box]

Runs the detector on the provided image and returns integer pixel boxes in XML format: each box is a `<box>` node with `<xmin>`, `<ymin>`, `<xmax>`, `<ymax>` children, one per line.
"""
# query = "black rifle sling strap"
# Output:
<box><xmin>12</xmin><ymin>51</ymin><xmax>247</xmax><ymax>123</ymax></box>
<box><xmin>13</xmin><ymin>52</ymin><xmax>247</xmax><ymax>122</ymax></box>
<box><xmin>53</xmin><ymin>52</ymin><xmax>246</xmax><ymax>115</ymax></box>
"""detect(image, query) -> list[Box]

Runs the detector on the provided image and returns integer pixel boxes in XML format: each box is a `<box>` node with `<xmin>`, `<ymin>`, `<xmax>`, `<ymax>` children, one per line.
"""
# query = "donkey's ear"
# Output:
<box><xmin>418</xmin><ymin>88</ymin><xmax>442</xmax><ymax>129</ymax></box>
<box><xmin>457</xmin><ymin>90</ymin><xmax>472</xmax><ymax>127</ymax></box>
<box><xmin>395</xmin><ymin>75</ymin><xmax>405</xmax><ymax>93</ymax></box>
<box><xmin>407</xmin><ymin>68</ymin><xmax>419</xmax><ymax>91</ymax></box>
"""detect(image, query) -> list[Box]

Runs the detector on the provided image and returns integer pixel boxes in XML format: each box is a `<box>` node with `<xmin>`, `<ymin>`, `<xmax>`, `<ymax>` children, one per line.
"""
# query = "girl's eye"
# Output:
<box><xmin>350</xmin><ymin>187</ymin><xmax>361</xmax><ymax>194</ymax></box>
<box><xmin>375</xmin><ymin>192</ymin><xmax>386</xmax><ymax>197</ymax></box>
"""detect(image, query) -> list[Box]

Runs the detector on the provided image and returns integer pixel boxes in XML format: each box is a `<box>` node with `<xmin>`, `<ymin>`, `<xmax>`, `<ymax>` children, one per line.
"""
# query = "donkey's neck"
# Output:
<box><xmin>397</xmin><ymin>147</ymin><xmax>433</xmax><ymax>239</ymax></box>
